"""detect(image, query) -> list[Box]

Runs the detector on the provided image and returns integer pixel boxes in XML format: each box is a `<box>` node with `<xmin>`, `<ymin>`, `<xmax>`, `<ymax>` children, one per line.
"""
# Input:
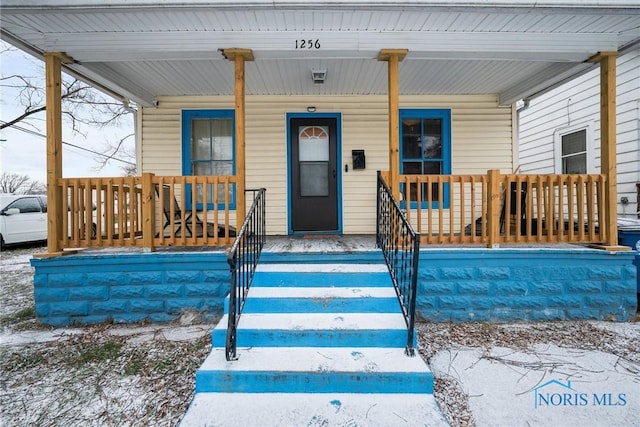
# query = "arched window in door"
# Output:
<box><xmin>298</xmin><ymin>126</ymin><xmax>329</xmax><ymax>197</ymax></box>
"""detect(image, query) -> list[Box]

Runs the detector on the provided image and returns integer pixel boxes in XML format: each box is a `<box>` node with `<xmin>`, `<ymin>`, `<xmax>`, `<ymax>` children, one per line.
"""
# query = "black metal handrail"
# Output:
<box><xmin>226</xmin><ymin>188</ymin><xmax>266</xmax><ymax>361</ymax></box>
<box><xmin>376</xmin><ymin>172</ymin><xmax>420</xmax><ymax>356</ymax></box>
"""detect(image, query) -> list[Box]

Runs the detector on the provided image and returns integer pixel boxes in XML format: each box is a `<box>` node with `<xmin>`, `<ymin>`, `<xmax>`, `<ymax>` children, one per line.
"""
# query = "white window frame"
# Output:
<box><xmin>553</xmin><ymin>122</ymin><xmax>594</xmax><ymax>174</ymax></box>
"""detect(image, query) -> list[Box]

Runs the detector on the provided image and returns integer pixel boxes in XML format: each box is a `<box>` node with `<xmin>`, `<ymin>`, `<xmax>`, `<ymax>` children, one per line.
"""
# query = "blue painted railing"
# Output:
<box><xmin>376</xmin><ymin>171</ymin><xmax>420</xmax><ymax>356</ymax></box>
<box><xmin>225</xmin><ymin>188</ymin><xmax>266</xmax><ymax>361</ymax></box>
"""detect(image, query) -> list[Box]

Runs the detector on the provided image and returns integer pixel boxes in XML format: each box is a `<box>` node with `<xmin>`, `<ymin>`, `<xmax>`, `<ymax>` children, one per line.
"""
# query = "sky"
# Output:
<box><xmin>0</xmin><ymin>41</ymin><xmax>135</xmax><ymax>185</ymax></box>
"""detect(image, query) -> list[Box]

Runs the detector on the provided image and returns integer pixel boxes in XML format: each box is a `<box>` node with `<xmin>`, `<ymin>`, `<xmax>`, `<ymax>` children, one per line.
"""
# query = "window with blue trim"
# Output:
<box><xmin>182</xmin><ymin>110</ymin><xmax>235</xmax><ymax>209</ymax></box>
<box><xmin>400</xmin><ymin>109</ymin><xmax>451</xmax><ymax>208</ymax></box>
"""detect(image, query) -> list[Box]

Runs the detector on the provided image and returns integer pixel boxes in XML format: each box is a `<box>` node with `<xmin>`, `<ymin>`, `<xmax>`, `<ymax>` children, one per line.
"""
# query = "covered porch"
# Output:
<box><xmin>1</xmin><ymin>2</ymin><xmax>638</xmax><ymax>329</ymax></box>
<box><xmin>1</xmin><ymin>1</ymin><xmax>639</xmax><ymax>255</ymax></box>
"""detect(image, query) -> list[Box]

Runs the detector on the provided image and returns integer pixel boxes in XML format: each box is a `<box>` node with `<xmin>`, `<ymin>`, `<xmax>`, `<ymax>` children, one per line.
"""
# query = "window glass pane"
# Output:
<box><xmin>403</xmin><ymin>161</ymin><xmax>422</xmax><ymax>174</ymax></box>
<box><xmin>212</xmin><ymin>161</ymin><xmax>233</xmax><ymax>176</ymax></box>
<box><xmin>213</xmin><ymin>119</ymin><xmax>233</xmax><ymax>160</ymax></box>
<box><xmin>424</xmin><ymin>162</ymin><xmax>442</xmax><ymax>175</ymax></box>
<box><xmin>423</xmin><ymin>119</ymin><xmax>442</xmax><ymax>159</ymax></box>
<box><xmin>299</xmin><ymin>126</ymin><xmax>329</xmax><ymax>161</ymax></box>
<box><xmin>402</xmin><ymin>119</ymin><xmax>421</xmax><ymax>158</ymax></box>
<box><xmin>193</xmin><ymin>162</ymin><xmax>212</xmax><ymax>176</ymax></box>
<box><xmin>9</xmin><ymin>197</ymin><xmax>41</xmax><ymax>213</ymax></box>
<box><xmin>563</xmin><ymin>153</ymin><xmax>587</xmax><ymax>174</ymax></box>
<box><xmin>192</xmin><ymin>119</ymin><xmax>211</xmax><ymax>161</ymax></box>
<box><xmin>300</xmin><ymin>162</ymin><xmax>329</xmax><ymax>197</ymax></box>
<box><xmin>561</xmin><ymin>130</ymin><xmax>586</xmax><ymax>156</ymax></box>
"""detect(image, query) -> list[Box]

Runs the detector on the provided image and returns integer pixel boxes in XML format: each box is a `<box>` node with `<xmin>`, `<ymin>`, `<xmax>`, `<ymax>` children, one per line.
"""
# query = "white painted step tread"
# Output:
<box><xmin>179</xmin><ymin>392</ymin><xmax>448</xmax><ymax>427</ymax></box>
<box><xmin>199</xmin><ymin>347</ymin><xmax>431</xmax><ymax>373</ymax></box>
<box><xmin>224</xmin><ymin>313</ymin><xmax>408</xmax><ymax>331</ymax></box>
<box><xmin>256</xmin><ymin>263</ymin><xmax>389</xmax><ymax>273</ymax></box>
<box><xmin>247</xmin><ymin>287</ymin><xmax>397</xmax><ymax>298</ymax></box>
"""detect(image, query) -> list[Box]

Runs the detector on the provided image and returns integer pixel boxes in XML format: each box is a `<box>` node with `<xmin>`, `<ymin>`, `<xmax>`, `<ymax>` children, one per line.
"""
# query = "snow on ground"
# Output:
<box><xmin>1</xmin><ymin>244</ymin><xmax>639</xmax><ymax>426</ymax></box>
<box><xmin>430</xmin><ymin>345</ymin><xmax>640</xmax><ymax>427</ymax></box>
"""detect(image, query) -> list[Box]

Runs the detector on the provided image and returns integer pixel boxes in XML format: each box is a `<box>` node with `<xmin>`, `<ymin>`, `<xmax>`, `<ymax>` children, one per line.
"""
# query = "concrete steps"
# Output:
<box><xmin>180</xmin><ymin>256</ymin><xmax>446</xmax><ymax>427</ymax></box>
<box><xmin>182</xmin><ymin>393</ymin><xmax>446</xmax><ymax>427</ymax></box>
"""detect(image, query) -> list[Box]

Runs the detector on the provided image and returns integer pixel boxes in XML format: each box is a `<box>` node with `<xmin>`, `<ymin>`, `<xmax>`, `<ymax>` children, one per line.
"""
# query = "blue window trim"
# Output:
<box><xmin>399</xmin><ymin>108</ymin><xmax>451</xmax><ymax>209</ymax></box>
<box><xmin>285</xmin><ymin>112</ymin><xmax>343</xmax><ymax>235</ymax></box>
<box><xmin>181</xmin><ymin>109</ymin><xmax>236</xmax><ymax>210</ymax></box>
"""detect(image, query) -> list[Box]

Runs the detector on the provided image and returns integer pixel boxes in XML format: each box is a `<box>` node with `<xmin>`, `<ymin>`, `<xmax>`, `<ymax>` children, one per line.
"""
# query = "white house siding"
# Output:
<box><xmin>141</xmin><ymin>95</ymin><xmax>513</xmax><ymax>235</ymax></box>
<box><xmin>519</xmin><ymin>50</ymin><xmax>640</xmax><ymax>219</ymax></box>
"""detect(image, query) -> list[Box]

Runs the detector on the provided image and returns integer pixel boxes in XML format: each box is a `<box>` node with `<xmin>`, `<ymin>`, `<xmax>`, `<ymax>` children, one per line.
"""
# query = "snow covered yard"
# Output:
<box><xmin>0</xmin><ymin>245</ymin><xmax>212</xmax><ymax>426</ymax></box>
<box><xmin>1</xmin><ymin>245</ymin><xmax>639</xmax><ymax>426</ymax></box>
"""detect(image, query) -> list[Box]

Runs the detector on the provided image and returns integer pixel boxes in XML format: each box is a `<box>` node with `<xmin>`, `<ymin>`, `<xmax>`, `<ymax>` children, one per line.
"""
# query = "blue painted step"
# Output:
<box><xmin>195</xmin><ymin>347</ymin><xmax>433</xmax><ymax>394</ymax></box>
<box><xmin>250</xmin><ymin>271</ymin><xmax>392</xmax><ymax>288</ymax></box>
<box><xmin>212</xmin><ymin>313</ymin><xmax>411</xmax><ymax>348</ymax></box>
<box><xmin>236</xmin><ymin>296</ymin><xmax>400</xmax><ymax>313</ymax></box>
<box><xmin>224</xmin><ymin>286</ymin><xmax>400</xmax><ymax>314</ymax></box>
<box><xmin>259</xmin><ymin>251</ymin><xmax>386</xmax><ymax>265</ymax></box>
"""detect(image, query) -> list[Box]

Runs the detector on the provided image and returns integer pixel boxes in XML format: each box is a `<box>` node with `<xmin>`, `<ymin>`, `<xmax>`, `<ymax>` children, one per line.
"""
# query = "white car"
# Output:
<box><xmin>0</xmin><ymin>194</ymin><xmax>48</xmax><ymax>250</ymax></box>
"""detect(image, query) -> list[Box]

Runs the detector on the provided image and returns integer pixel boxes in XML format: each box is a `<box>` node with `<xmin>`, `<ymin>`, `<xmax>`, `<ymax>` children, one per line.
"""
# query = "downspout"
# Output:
<box><xmin>121</xmin><ymin>100</ymin><xmax>140</xmax><ymax>175</ymax></box>
<box><xmin>513</xmin><ymin>99</ymin><xmax>531</xmax><ymax>174</ymax></box>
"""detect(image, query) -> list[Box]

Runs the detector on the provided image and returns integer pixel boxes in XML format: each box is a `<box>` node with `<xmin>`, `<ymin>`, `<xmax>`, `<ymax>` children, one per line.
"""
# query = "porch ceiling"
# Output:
<box><xmin>1</xmin><ymin>1</ymin><xmax>639</xmax><ymax>107</ymax></box>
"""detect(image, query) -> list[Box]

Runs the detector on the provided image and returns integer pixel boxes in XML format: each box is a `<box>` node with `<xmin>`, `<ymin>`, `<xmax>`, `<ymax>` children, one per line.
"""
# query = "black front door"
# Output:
<box><xmin>290</xmin><ymin>117</ymin><xmax>338</xmax><ymax>232</ymax></box>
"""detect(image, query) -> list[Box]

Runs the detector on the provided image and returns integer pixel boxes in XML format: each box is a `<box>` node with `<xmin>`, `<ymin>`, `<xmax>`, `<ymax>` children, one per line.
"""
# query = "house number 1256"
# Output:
<box><xmin>295</xmin><ymin>39</ymin><xmax>321</xmax><ymax>49</ymax></box>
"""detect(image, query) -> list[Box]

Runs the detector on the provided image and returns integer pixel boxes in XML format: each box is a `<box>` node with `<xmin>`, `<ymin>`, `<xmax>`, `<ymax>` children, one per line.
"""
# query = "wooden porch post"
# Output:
<box><xmin>221</xmin><ymin>48</ymin><xmax>254</xmax><ymax>227</ymax></box>
<box><xmin>378</xmin><ymin>49</ymin><xmax>408</xmax><ymax>200</ymax></box>
<box><xmin>589</xmin><ymin>51</ymin><xmax>627</xmax><ymax>250</ymax></box>
<box><xmin>142</xmin><ymin>172</ymin><xmax>155</xmax><ymax>252</ymax></box>
<box><xmin>487</xmin><ymin>169</ymin><xmax>501</xmax><ymax>248</ymax></box>
<box><xmin>44</xmin><ymin>52</ymin><xmax>73</xmax><ymax>254</ymax></box>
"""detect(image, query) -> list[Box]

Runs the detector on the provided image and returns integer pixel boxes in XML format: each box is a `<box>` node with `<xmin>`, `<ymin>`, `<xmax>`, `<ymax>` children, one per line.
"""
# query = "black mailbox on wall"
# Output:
<box><xmin>352</xmin><ymin>149</ymin><xmax>366</xmax><ymax>170</ymax></box>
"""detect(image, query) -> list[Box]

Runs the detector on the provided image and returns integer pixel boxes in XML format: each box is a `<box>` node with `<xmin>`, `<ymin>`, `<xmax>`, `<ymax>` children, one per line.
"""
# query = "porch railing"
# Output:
<box><xmin>226</xmin><ymin>188</ymin><xmax>266</xmax><ymax>361</ymax></box>
<box><xmin>56</xmin><ymin>173</ymin><xmax>238</xmax><ymax>250</ymax></box>
<box><xmin>390</xmin><ymin>169</ymin><xmax>606</xmax><ymax>246</ymax></box>
<box><xmin>376</xmin><ymin>171</ymin><xmax>420</xmax><ymax>357</ymax></box>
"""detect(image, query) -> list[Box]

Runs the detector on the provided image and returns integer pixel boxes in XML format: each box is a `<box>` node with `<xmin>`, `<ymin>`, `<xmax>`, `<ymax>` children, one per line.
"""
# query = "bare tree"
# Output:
<box><xmin>1</xmin><ymin>42</ymin><xmax>135</xmax><ymax>174</ymax></box>
<box><xmin>0</xmin><ymin>172</ymin><xmax>46</xmax><ymax>194</ymax></box>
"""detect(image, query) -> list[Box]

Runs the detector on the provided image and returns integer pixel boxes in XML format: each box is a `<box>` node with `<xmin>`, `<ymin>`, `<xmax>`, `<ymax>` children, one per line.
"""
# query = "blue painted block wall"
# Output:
<box><xmin>30</xmin><ymin>248</ymin><xmax>638</xmax><ymax>326</ymax></box>
<box><xmin>31</xmin><ymin>252</ymin><xmax>230</xmax><ymax>326</ymax></box>
<box><xmin>417</xmin><ymin>249</ymin><xmax>638</xmax><ymax>322</ymax></box>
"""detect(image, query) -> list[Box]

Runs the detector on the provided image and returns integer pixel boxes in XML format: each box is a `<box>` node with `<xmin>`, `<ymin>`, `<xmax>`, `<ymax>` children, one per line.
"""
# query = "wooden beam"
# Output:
<box><xmin>220</xmin><ymin>48</ymin><xmax>255</xmax><ymax>62</ymax></box>
<box><xmin>594</xmin><ymin>51</ymin><xmax>620</xmax><ymax>248</ymax></box>
<box><xmin>44</xmin><ymin>52</ymin><xmax>72</xmax><ymax>254</ymax></box>
<box><xmin>378</xmin><ymin>49</ymin><xmax>408</xmax><ymax>200</ymax></box>
<box><xmin>222</xmin><ymin>48</ymin><xmax>254</xmax><ymax>226</ymax></box>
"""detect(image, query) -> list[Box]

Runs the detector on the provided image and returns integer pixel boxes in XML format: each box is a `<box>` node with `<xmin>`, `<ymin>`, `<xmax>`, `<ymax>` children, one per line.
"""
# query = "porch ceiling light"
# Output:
<box><xmin>311</xmin><ymin>68</ymin><xmax>327</xmax><ymax>84</ymax></box>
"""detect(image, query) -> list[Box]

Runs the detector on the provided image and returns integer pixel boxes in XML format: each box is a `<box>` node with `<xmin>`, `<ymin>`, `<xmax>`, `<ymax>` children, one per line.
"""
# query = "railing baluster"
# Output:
<box><xmin>376</xmin><ymin>171</ymin><xmax>420</xmax><ymax>357</ymax></box>
<box><xmin>226</xmin><ymin>188</ymin><xmax>266</xmax><ymax>361</ymax></box>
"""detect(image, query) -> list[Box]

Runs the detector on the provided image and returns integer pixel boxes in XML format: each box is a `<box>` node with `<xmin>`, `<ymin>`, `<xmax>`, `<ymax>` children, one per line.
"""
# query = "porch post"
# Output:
<box><xmin>221</xmin><ymin>48</ymin><xmax>254</xmax><ymax>227</ymax></box>
<box><xmin>142</xmin><ymin>172</ymin><xmax>156</xmax><ymax>252</ymax></box>
<box><xmin>44</xmin><ymin>52</ymin><xmax>73</xmax><ymax>254</ymax></box>
<box><xmin>589</xmin><ymin>51</ymin><xmax>625</xmax><ymax>249</ymax></box>
<box><xmin>378</xmin><ymin>49</ymin><xmax>408</xmax><ymax>200</ymax></box>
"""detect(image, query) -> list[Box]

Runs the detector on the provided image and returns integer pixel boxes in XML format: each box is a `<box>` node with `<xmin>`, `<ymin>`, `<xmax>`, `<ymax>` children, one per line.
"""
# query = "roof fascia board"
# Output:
<box><xmin>67</xmin><ymin>63</ymin><xmax>156</xmax><ymax>107</ymax></box>
<box><xmin>498</xmin><ymin>62</ymin><xmax>593</xmax><ymax>106</ymax></box>
<box><xmin>0</xmin><ymin>28</ymin><xmax>137</xmax><ymax>106</ymax></box>
<box><xmin>2</xmin><ymin>0</ymin><xmax>640</xmax><ymax>9</ymax></box>
<box><xmin>516</xmin><ymin>37</ymin><xmax>640</xmax><ymax>103</ymax></box>
<box><xmin>43</xmin><ymin>31</ymin><xmax>619</xmax><ymax>63</ymax></box>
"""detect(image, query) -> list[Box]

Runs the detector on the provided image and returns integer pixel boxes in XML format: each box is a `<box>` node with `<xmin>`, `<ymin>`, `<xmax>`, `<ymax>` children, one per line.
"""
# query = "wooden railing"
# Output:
<box><xmin>57</xmin><ymin>173</ymin><xmax>237</xmax><ymax>250</ymax></box>
<box><xmin>386</xmin><ymin>170</ymin><xmax>607</xmax><ymax>246</ymax></box>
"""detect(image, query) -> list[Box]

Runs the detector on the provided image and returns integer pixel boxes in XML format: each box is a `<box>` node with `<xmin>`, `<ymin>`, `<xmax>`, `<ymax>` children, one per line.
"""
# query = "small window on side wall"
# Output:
<box><xmin>554</xmin><ymin>124</ymin><xmax>592</xmax><ymax>174</ymax></box>
<box><xmin>182</xmin><ymin>109</ymin><xmax>236</xmax><ymax>209</ymax></box>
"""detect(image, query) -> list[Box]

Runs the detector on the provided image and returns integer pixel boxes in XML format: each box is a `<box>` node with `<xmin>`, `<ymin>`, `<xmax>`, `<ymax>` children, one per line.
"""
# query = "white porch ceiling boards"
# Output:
<box><xmin>1</xmin><ymin>2</ymin><xmax>639</xmax><ymax>107</ymax></box>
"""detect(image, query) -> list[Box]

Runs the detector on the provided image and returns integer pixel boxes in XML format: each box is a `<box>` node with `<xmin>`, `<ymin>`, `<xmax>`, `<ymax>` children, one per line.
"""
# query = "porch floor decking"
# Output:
<box><xmin>68</xmin><ymin>234</ymin><xmax>590</xmax><ymax>257</ymax></box>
